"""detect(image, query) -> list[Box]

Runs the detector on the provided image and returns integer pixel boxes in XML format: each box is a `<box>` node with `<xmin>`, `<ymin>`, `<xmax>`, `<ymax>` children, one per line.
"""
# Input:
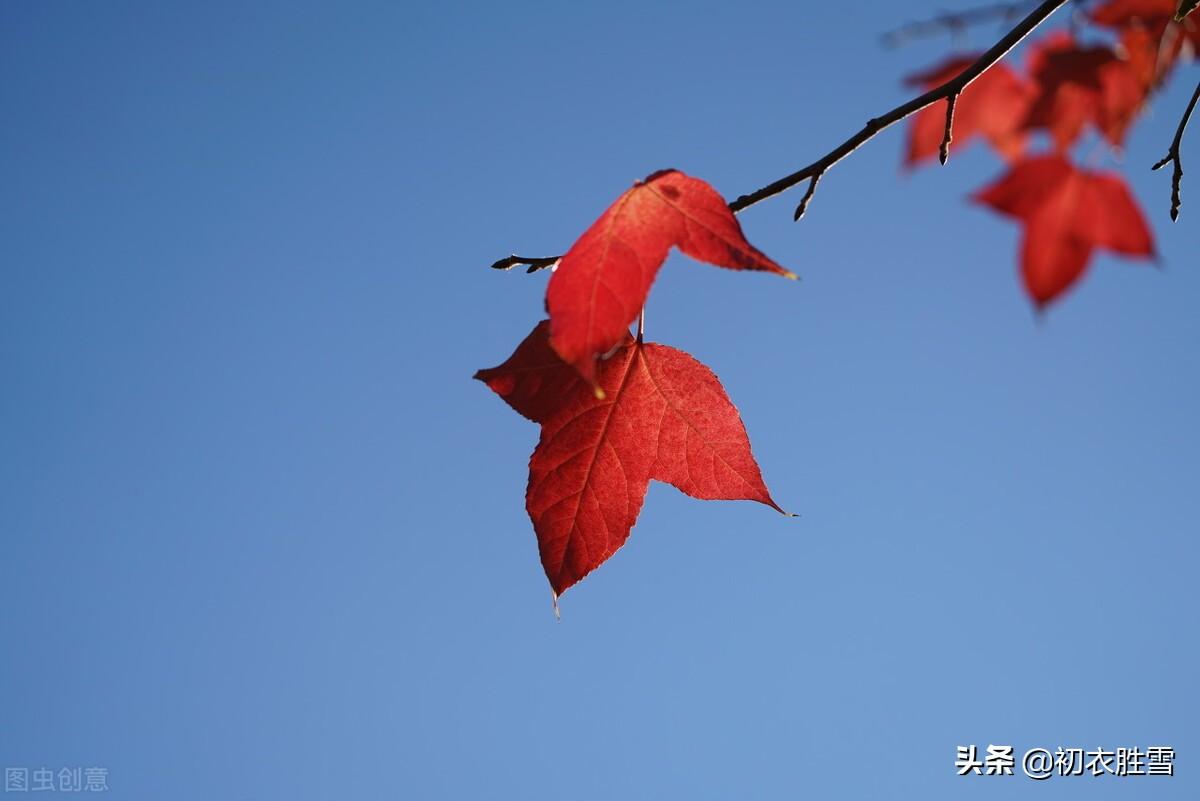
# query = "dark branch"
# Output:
<box><xmin>491</xmin><ymin>254</ymin><xmax>560</xmax><ymax>273</ymax></box>
<box><xmin>793</xmin><ymin>173</ymin><xmax>822</xmax><ymax>221</ymax></box>
<box><xmin>1152</xmin><ymin>78</ymin><xmax>1200</xmax><ymax>222</ymax></box>
<box><xmin>732</xmin><ymin>0</ymin><xmax>1067</xmax><ymax>215</ymax></box>
<box><xmin>492</xmin><ymin>0</ymin><xmax>1070</xmax><ymax>270</ymax></box>
<box><xmin>940</xmin><ymin>93</ymin><xmax>960</xmax><ymax>165</ymax></box>
<box><xmin>881</xmin><ymin>1</ymin><xmax>1040</xmax><ymax>48</ymax></box>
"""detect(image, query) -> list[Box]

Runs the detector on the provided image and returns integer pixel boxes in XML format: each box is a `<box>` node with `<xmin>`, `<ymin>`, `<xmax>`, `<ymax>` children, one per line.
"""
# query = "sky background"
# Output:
<box><xmin>2</xmin><ymin>1</ymin><xmax>1197</xmax><ymax>799</ymax></box>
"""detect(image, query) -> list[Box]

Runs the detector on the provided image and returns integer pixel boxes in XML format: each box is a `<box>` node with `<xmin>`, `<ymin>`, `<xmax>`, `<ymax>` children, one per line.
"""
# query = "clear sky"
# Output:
<box><xmin>2</xmin><ymin>1</ymin><xmax>1197</xmax><ymax>799</ymax></box>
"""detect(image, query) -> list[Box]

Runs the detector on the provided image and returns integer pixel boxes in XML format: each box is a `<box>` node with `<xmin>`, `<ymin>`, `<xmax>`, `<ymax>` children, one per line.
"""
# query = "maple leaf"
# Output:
<box><xmin>476</xmin><ymin>320</ymin><xmax>788</xmax><ymax>597</ymax></box>
<box><xmin>1118</xmin><ymin>24</ymin><xmax>1168</xmax><ymax>87</ymax></box>
<box><xmin>1023</xmin><ymin>34</ymin><xmax>1146</xmax><ymax>150</ymax></box>
<box><xmin>1092</xmin><ymin>0</ymin><xmax>1198</xmax><ymax>28</ymax></box>
<box><xmin>903</xmin><ymin>55</ymin><xmax>1032</xmax><ymax>166</ymax></box>
<box><xmin>1091</xmin><ymin>0</ymin><xmax>1200</xmax><ymax>76</ymax></box>
<box><xmin>973</xmin><ymin>154</ymin><xmax>1155</xmax><ymax>307</ymax></box>
<box><xmin>1094</xmin><ymin>0</ymin><xmax>1182</xmax><ymax>23</ymax></box>
<box><xmin>545</xmin><ymin>169</ymin><xmax>795</xmax><ymax>392</ymax></box>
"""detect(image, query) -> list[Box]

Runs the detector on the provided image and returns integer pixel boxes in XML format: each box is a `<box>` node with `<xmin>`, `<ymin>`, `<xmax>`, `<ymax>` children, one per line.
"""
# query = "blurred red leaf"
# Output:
<box><xmin>1023</xmin><ymin>34</ymin><xmax>1146</xmax><ymax>149</ymax></box>
<box><xmin>546</xmin><ymin>169</ymin><xmax>795</xmax><ymax>391</ymax></box>
<box><xmin>903</xmin><ymin>55</ymin><xmax>1033</xmax><ymax>166</ymax></box>
<box><xmin>476</xmin><ymin>321</ymin><xmax>786</xmax><ymax>597</ymax></box>
<box><xmin>1092</xmin><ymin>0</ymin><xmax>1200</xmax><ymax>76</ymax></box>
<box><xmin>1093</xmin><ymin>0</ymin><xmax>1199</xmax><ymax>31</ymax></box>
<box><xmin>973</xmin><ymin>154</ymin><xmax>1155</xmax><ymax>306</ymax></box>
<box><xmin>1093</xmin><ymin>0</ymin><xmax>1181</xmax><ymax>24</ymax></box>
<box><xmin>1118</xmin><ymin>25</ymin><xmax>1166</xmax><ymax>87</ymax></box>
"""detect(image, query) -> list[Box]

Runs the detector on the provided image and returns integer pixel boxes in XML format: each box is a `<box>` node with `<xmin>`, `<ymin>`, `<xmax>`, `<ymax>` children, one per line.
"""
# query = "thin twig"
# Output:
<box><xmin>1152</xmin><ymin>78</ymin><xmax>1200</xmax><ymax>222</ymax></box>
<box><xmin>793</xmin><ymin>173</ymin><xmax>822</xmax><ymax>221</ymax></box>
<box><xmin>940</xmin><ymin>92</ymin><xmax>960</xmax><ymax>165</ymax></box>
<box><xmin>881</xmin><ymin>1</ymin><xmax>1040</xmax><ymax>48</ymax></box>
<box><xmin>493</xmin><ymin>0</ymin><xmax>1070</xmax><ymax>273</ymax></box>
<box><xmin>733</xmin><ymin>0</ymin><xmax>1067</xmax><ymax>216</ymax></box>
<box><xmin>491</xmin><ymin>254</ymin><xmax>559</xmax><ymax>272</ymax></box>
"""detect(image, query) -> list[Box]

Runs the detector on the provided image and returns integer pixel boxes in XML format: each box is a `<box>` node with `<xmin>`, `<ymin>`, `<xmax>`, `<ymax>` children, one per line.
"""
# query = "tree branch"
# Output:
<box><xmin>880</xmin><ymin>1</ymin><xmax>1040</xmax><ymax>48</ymax></box>
<box><xmin>1152</xmin><ymin>78</ymin><xmax>1200</xmax><ymax>222</ymax></box>
<box><xmin>493</xmin><ymin>0</ymin><xmax>1071</xmax><ymax>273</ymax></box>
<box><xmin>490</xmin><ymin>254</ymin><xmax>559</xmax><ymax>273</ymax></box>
<box><xmin>940</xmin><ymin>92</ymin><xmax>960</xmax><ymax>165</ymax></box>
<box><xmin>730</xmin><ymin>0</ymin><xmax>1068</xmax><ymax>215</ymax></box>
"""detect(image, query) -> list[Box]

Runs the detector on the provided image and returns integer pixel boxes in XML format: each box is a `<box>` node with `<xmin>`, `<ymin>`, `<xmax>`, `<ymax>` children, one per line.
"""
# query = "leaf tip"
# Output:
<box><xmin>762</xmin><ymin>495</ymin><xmax>796</xmax><ymax>517</ymax></box>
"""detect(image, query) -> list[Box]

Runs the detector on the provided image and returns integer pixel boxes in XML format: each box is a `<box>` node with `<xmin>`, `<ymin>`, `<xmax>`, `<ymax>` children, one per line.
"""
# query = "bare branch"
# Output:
<box><xmin>881</xmin><ymin>1</ymin><xmax>1040</xmax><ymax>48</ymax></box>
<box><xmin>491</xmin><ymin>254</ymin><xmax>559</xmax><ymax>273</ymax></box>
<box><xmin>940</xmin><ymin>93</ymin><xmax>960</xmax><ymax>165</ymax></box>
<box><xmin>793</xmin><ymin>173</ymin><xmax>823</xmax><ymax>221</ymax></box>
<box><xmin>729</xmin><ymin>0</ymin><xmax>1067</xmax><ymax>213</ymax></box>
<box><xmin>492</xmin><ymin>0</ymin><xmax>1070</xmax><ymax>271</ymax></box>
<box><xmin>1152</xmin><ymin>78</ymin><xmax>1200</xmax><ymax>222</ymax></box>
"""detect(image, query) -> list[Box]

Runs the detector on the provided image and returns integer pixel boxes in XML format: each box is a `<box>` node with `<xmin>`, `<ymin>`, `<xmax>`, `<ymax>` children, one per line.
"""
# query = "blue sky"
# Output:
<box><xmin>2</xmin><ymin>1</ymin><xmax>1197</xmax><ymax>799</ymax></box>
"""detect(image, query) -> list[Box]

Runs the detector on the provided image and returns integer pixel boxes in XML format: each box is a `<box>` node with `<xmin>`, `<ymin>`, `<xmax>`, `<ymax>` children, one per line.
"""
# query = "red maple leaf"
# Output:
<box><xmin>1091</xmin><ymin>0</ymin><xmax>1200</xmax><ymax>80</ymax></box>
<box><xmin>545</xmin><ymin>169</ymin><xmax>795</xmax><ymax>391</ymax></box>
<box><xmin>903</xmin><ymin>55</ymin><xmax>1033</xmax><ymax>166</ymax></box>
<box><xmin>1023</xmin><ymin>33</ymin><xmax>1145</xmax><ymax>150</ymax></box>
<box><xmin>973</xmin><ymin>154</ymin><xmax>1155</xmax><ymax>307</ymax></box>
<box><xmin>1094</xmin><ymin>0</ymin><xmax>1182</xmax><ymax>23</ymax></box>
<box><xmin>1093</xmin><ymin>0</ymin><xmax>1200</xmax><ymax>35</ymax></box>
<box><xmin>476</xmin><ymin>321</ymin><xmax>788</xmax><ymax>597</ymax></box>
<box><xmin>1118</xmin><ymin>25</ymin><xmax>1168</xmax><ymax>87</ymax></box>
